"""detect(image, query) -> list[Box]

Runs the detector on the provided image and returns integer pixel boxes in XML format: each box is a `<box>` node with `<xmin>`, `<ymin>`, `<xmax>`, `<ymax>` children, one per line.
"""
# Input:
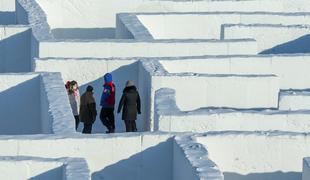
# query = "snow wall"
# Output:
<box><xmin>303</xmin><ymin>158</ymin><xmax>310</xmax><ymax>180</ymax></box>
<box><xmin>0</xmin><ymin>133</ymin><xmax>173</xmax><ymax>180</ymax></box>
<box><xmin>159</xmin><ymin>55</ymin><xmax>310</xmax><ymax>90</ymax></box>
<box><xmin>40</xmin><ymin>72</ymin><xmax>76</xmax><ymax>134</ymax></box>
<box><xmin>223</xmin><ymin>24</ymin><xmax>310</xmax><ymax>53</ymax></box>
<box><xmin>140</xmin><ymin>59</ymin><xmax>279</xmax><ymax>130</ymax></box>
<box><xmin>35</xmin><ymin>55</ymin><xmax>310</xmax><ymax>132</ymax></box>
<box><xmin>0</xmin><ymin>26</ymin><xmax>32</xmax><ymax>73</ymax></box>
<box><xmin>197</xmin><ymin>131</ymin><xmax>310</xmax><ymax>180</ymax></box>
<box><xmin>0</xmin><ymin>133</ymin><xmax>223</xmax><ymax>180</ymax></box>
<box><xmin>0</xmin><ymin>159</ymin><xmax>63</xmax><ymax>179</ymax></box>
<box><xmin>173</xmin><ymin>135</ymin><xmax>223</xmax><ymax>180</ymax></box>
<box><xmin>0</xmin><ymin>156</ymin><xmax>90</xmax><ymax>180</ymax></box>
<box><xmin>0</xmin><ymin>73</ymin><xmax>75</xmax><ymax>135</ymax></box>
<box><xmin>35</xmin><ymin>0</ymin><xmax>310</xmax><ymax>32</ymax></box>
<box><xmin>38</xmin><ymin>39</ymin><xmax>257</xmax><ymax>58</ymax></box>
<box><xmin>0</xmin><ymin>74</ymin><xmax>41</xmax><ymax>135</ymax></box>
<box><xmin>116</xmin><ymin>13</ymin><xmax>310</xmax><ymax>40</ymax></box>
<box><xmin>0</xmin><ymin>0</ymin><xmax>15</xmax><ymax>25</ymax></box>
<box><xmin>150</xmin><ymin>72</ymin><xmax>279</xmax><ymax>110</ymax></box>
<box><xmin>155</xmin><ymin>88</ymin><xmax>310</xmax><ymax>133</ymax></box>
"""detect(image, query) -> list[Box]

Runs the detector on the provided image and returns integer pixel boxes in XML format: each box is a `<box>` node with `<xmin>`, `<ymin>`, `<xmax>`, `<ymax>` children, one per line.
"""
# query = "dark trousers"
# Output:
<box><xmin>82</xmin><ymin>123</ymin><xmax>93</xmax><ymax>134</ymax></box>
<box><xmin>100</xmin><ymin>108</ymin><xmax>115</xmax><ymax>132</ymax></box>
<box><xmin>74</xmin><ymin>115</ymin><xmax>79</xmax><ymax>130</ymax></box>
<box><xmin>124</xmin><ymin>120</ymin><xmax>137</xmax><ymax>132</ymax></box>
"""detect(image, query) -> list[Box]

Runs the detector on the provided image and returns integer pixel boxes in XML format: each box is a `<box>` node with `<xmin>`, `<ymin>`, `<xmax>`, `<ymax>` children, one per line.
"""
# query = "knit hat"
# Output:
<box><xmin>65</xmin><ymin>81</ymin><xmax>71</xmax><ymax>89</ymax></box>
<box><xmin>86</xmin><ymin>85</ymin><xmax>93</xmax><ymax>92</ymax></box>
<box><xmin>104</xmin><ymin>73</ymin><xmax>112</xmax><ymax>83</ymax></box>
<box><xmin>126</xmin><ymin>80</ymin><xmax>134</xmax><ymax>87</ymax></box>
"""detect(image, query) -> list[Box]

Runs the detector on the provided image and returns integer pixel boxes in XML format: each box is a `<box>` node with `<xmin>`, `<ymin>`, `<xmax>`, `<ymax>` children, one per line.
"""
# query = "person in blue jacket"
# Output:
<box><xmin>100</xmin><ymin>73</ymin><xmax>116</xmax><ymax>133</ymax></box>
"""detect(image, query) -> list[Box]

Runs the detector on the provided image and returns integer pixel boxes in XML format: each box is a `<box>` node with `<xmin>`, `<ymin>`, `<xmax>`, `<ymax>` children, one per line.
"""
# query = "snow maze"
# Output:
<box><xmin>1</xmin><ymin>0</ymin><xmax>310</xmax><ymax>179</ymax></box>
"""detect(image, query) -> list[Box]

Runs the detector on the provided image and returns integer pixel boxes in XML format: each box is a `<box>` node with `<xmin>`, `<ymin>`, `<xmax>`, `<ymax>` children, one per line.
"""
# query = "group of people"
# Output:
<box><xmin>65</xmin><ymin>73</ymin><xmax>141</xmax><ymax>134</ymax></box>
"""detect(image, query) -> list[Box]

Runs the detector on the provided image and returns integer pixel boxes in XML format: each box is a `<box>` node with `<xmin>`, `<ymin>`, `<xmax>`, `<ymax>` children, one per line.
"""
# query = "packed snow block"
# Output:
<box><xmin>155</xmin><ymin>88</ymin><xmax>310</xmax><ymax>132</ymax></box>
<box><xmin>16</xmin><ymin>0</ymin><xmax>53</xmax><ymax>41</ymax></box>
<box><xmin>51</xmin><ymin>28</ymin><xmax>117</xmax><ymax>39</ymax></box>
<box><xmin>15</xmin><ymin>1</ymin><xmax>28</xmax><ymax>25</ymax></box>
<box><xmin>0</xmin><ymin>73</ymin><xmax>75</xmax><ymax>135</ymax></box>
<box><xmin>0</xmin><ymin>0</ymin><xmax>15</xmax><ymax>24</ymax></box>
<box><xmin>138</xmin><ymin>61</ymin><xmax>153</xmax><ymax>131</ymax></box>
<box><xmin>7</xmin><ymin>133</ymin><xmax>177</xmax><ymax>180</ymax></box>
<box><xmin>154</xmin><ymin>88</ymin><xmax>179</xmax><ymax>131</ymax></box>
<box><xmin>142</xmin><ymin>60</ymin><xmax>278</xmax><ymax>131</ymax></box>
<box><xmin>98</xmin><ymin>135</ymin><xmax>142</xmax><ymax>180</ymax></box>
<box><xmin>279</xmin><ymin>90</ymin><xmax>310</xmax><ymax>110</ymax></box>
<box><xmin>141</xmin><ymin>133</ymin><xmax>173</xmax><ymax>180</ymax></box>
<box><xmin>116</xmin><ymin>13</ymin><xmax>153</xmax><ymax>40</ymax></box>
<box><xmin>0</xmin><ymin>156</ymin><xmax>90</xmax><ymax>180</ymax></box>
<box><xmin>0</xmin><ymin>74</ymin><xmax>41</xmax><ymax>135</ymax></box>
<box><xmin>135</xmin><ymin>13</ymin><xmax>310</xmax><ymax>40</ymax></box>
<box><xmin>272</xmin><ymin>55</ymin><xmax>310</xmax><ymax>89</ymax></box>
<box><xmin>38</xmin><ymin>39</ymin><xmax>257</xmax><ymax>58</ymax></box>
<box><xmin>0</xmin><ymin>0</ymin><xmax>15</xmax><ymax>12</ymax></box>
<box><xmin>222</xmin><ymin>24</ymin><xmax>310</xmax><ymax>53</ymax></box>
<box><xmin>160</xmin><ymin>54</ymin><xmax>310</xmax><ymax>89</ymax></box>
<box><xmin>136</xmin><ymin>13</ymin><xmax>236</xmax><ymax>40</ymax></box>
<box><xmin>174</xmin><ymin>135</ymin><xmax>223</xmax><ymax>180</ymax></box>
<box><xmin>196</xmin><ymin>131</ymin><xmax>310</xmax><ymax>180</ymax></box>
<box><xmin>303</xmin><ymin>158</ymin><xmax>310</xmax><ymax>180</ymax></box>
<box><xmin>13</xmin><ymin>137</ymin><xmax>119</xmax><ymax>174</ymax></box>
<box><xmin>0</xmin><ymin>12</ymin><xmax>16</xmax><ymax>25</ymax></box>
<box><xmin>95</xmin><ymin>133</ymin><xmax>173</xmax><ymax>180</ymax></box>
<box><xmin>40</xmin><ymin>72</ymin><xmax>76</xmax><ymax>134</ymax></box>
<box><xmin>35</xmin><ymin>58</ymin><xmax>145</xmax><ymax>133</ymax></box>
<box><xmin>0</xmin><ymin>26</ymin><xmax>31</xmax><ymax>72</ymax></box>
<box><xmin>35</xmin><ymin>0</ymin><xmax>310</xmax><ymax>34</ymax></box>
<box><xmin>152</xmin><ymin>74</ymin><xmax>279</xmax><ymax>111</ymax></box>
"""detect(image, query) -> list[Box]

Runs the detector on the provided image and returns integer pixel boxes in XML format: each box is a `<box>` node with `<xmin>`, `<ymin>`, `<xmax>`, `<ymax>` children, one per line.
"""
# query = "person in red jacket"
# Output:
<box><xmin>100</xmin><ymin>73</ymin><xmax>116</xmax><ymax>133</ymax></box>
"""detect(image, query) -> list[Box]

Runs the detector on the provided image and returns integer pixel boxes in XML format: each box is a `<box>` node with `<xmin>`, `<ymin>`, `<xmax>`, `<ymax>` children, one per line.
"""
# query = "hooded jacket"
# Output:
<box><xmin>100</xmin><ymin>73</ymin><xmax>115</xmax><ymax>108</ymax></box>
<box><xmin>117</xmin><ymin>86</ymin><xmax>141</xmax><ymax>121</ymax></box>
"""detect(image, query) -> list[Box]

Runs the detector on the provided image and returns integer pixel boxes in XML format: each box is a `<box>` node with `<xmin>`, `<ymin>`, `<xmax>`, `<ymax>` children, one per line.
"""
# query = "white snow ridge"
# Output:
<box><xmin>0</xmin><ymin>0</ymin><xmax>310</xmax><ymax>179</ymax></box>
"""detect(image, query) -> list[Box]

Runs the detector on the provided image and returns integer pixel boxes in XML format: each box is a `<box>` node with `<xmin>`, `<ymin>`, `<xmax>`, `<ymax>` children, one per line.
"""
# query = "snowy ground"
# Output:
<box><xmin>0</xmin><ymin>0</ymin><xmax>310</xmax><ymax>179</ymax></box>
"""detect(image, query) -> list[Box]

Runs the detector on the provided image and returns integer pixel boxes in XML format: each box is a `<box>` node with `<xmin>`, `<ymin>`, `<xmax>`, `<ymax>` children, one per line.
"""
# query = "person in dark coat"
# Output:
<box><xmin>100</xmin><ymin>73</ymin><xmax>116</xmax><ymax>133</ymax></box>
<box><xmin>117</xmin><ymin>80</ymin><xmax>141</xmax><ymax>132</ymax></box>
<box><xmin>79</xmin><ymin>85</ymin><xmax>97</xmax><ymax>134</ymax></box>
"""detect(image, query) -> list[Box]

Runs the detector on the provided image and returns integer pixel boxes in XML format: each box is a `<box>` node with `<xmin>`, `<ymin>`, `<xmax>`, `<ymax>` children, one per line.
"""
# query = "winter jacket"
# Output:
<box><xmin>100</xmin><ymin>82</ymin><xmax>115</xmax><ymax>108</ymax></box>
<box><xmin>68</xmin><ymin>89</ymin><xmax>80</xmax><ymax>116</ymax></box>
<box><xmin>117</xmin><ymin>86</ymin><xmax>141</xmax><ymax>121</ymax></box>
<box><xmin>79</xmin><ymin>92</ymin><xmax>97</xmax><ymax>124</ymax></box>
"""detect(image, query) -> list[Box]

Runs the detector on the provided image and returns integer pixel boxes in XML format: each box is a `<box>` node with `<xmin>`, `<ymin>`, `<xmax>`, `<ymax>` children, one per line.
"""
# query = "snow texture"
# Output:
<box><xmin>222</xmin><ymin>24</ymin><xmax>310</xmax><ymax>53</ymax></box>
<box><xmin>174</xmin><ymin>134</ymin><xmax>224</xmax><ymax>180</ymax></box>
<box><xmin>0</xmin><ymin>156</ymin><xmax>90</xmax><ymax>180</ymax></box>
<box><xmin>40</xmin><ymin>72</ymin><xmax>76</xmax><ymax>134</ymax></box>
<box><xmin>119</xmin><ymin>12</ymin><xmax>310</xmax><ymax>40</ymax></box>
<box><xmin>303</xmin><ymin>158</ymin><xmax>310</xmax><ymax>180</ymax></box>
<box><xmin>0</xmin><ymin>72</ymin><xmax>74</xmax><ymax>135</ymax></box>
<box><xmin>196</xmin><ymin>131</ymin><xmax>310</xmax><ymax>180</ymax></box>
<box><xmin>155</xmin><ymin>88</ymin><xmax>310</xmax><ymax>133</ymax></box>
<box><xmin>1</xmin><ymin>0</ymin><xmax>310</xmax><ymax>179</ymax></box>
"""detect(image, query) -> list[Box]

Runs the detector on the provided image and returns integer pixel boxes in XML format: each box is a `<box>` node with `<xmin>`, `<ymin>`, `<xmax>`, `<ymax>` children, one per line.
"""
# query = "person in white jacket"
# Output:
<box><xmin>66</xmin><ymin>81</ymin><xmax>80</xmax><ymax>130</ymax></box>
